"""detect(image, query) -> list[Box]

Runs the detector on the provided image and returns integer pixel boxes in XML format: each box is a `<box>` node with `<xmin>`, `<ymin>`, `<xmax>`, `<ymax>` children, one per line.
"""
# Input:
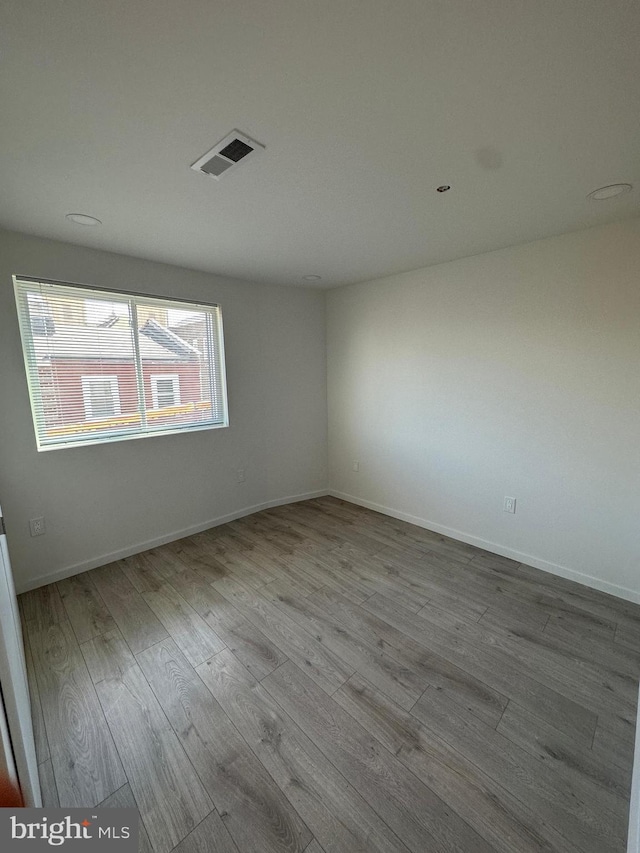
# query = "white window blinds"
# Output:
<box><xmin>14</xmin><ymin>277</ymin><xmax>228</xmax><ymax>450</ymax></box>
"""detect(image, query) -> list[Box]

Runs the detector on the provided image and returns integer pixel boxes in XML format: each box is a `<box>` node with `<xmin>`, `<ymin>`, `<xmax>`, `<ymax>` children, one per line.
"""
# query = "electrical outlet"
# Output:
<box><xmin>503</xmin><ymin>496</ymin><xmax>516</xmax><ymax>514</ymax></box>
<box><xmin>237</xmin><ymin>468</ymin><xmax>246</xmax><ymax>483</ymax></box>
<box><xmin>29</xmin><ymin>516</ymin><xmax>46</xmax><ymax>537</ymax></box>
<box><xmin>352</xmin><ymin>460</ymin><xmax>359</xmax><ymax>472</ymax></box>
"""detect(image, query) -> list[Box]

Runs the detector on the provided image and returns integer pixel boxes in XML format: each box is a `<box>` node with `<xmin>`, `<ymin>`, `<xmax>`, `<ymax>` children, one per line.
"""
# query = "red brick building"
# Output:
<box><xmin>33</xmin><ymin>320</ymin><xmax>209</xmax><ymax>438</ymax></box>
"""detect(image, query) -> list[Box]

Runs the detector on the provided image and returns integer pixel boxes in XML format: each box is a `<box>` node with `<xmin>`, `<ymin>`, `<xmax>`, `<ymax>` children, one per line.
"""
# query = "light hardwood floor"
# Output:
<box><xmin>20</xmin><ymin>496</ymin><xmax>639</xmax><ymax>852</ymax></box>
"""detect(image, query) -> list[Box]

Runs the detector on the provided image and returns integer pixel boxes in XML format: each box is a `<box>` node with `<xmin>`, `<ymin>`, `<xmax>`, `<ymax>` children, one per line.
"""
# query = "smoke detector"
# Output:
<box><xmin>191</xmin><ymin>130</ymin><xmax>265</xmax><ymax>180</ymax></box>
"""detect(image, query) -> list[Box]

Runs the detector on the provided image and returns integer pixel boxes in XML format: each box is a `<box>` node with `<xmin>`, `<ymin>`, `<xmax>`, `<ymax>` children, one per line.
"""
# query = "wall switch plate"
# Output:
<box><xmin>503</xmin><ymin>496</ymin><xmax>516</xmax><ymax>514</ymax></box>
<box><xmin>352</xmin><ymin>460</ymin><xmax>359</xmax><ymax>472</ymax></box>
<box><xmin>237</xmin><ymin>468</ymin><xmax>246</xmax><ymax>483</ymax></box>
<box><xmin>29</xmin><ymin>516</ymin><xmax>46</xmax><ymax>537</ymax></box>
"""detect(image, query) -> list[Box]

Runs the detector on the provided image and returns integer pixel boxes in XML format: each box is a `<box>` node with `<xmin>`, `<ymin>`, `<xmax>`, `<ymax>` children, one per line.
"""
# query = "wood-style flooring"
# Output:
<box><xmin>20</xmin><ymin>496</ymin><xmax>639</xmax><ymax>852</ymax></box>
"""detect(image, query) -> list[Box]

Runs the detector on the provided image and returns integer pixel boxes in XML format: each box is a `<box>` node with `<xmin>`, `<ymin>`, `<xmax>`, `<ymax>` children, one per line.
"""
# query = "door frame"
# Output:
<box><xmin>0</xmin><ymin>506</ymin><xmax>41</xmax><ymax>807</ymax></box>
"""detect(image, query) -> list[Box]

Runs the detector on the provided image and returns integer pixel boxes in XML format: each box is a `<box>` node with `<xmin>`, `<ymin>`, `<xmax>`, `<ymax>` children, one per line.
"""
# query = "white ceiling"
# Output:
<box><xmin>1</xmin><ymin>0</ymin><xmax>639</xmax><ymax>288</ymax></box>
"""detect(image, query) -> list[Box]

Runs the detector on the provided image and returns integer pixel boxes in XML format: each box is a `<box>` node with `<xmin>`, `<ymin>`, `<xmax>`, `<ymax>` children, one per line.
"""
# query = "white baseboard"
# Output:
<box><xmin>330</xmin><ymin>490</ymin><xmax>640</xmax><ymax>605</ymax></box>
<box><xmin>16</xmin><ymin>489</ymin><xmax>330</xmax><ymax>594</ymax></box>
<box><xmin>18</xmin><ymin>485</ymin><xmax>640</xmax><ymax>606</ymax></box>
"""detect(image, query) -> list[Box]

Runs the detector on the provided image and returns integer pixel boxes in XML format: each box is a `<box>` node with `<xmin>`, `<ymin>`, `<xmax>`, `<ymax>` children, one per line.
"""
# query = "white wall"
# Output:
<box><xmin>4</xmin><ymin>219</ymin><xmax>639</xmax><ymax>601</ymax></box>
<box><xmin>327</xmin><ymin>219</ymin><xmax>640</xmax><ymax>601</ymax></box>
<box><xmin>0</xmin><ymin>230</ymin><xmax>328</xmax><ymax>592</ymax></box>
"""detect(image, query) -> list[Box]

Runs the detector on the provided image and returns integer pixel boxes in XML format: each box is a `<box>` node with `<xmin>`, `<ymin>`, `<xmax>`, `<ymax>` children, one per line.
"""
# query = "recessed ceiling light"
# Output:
<box><xmin>303</xmin><ymin>275</ymin><xmax>322</xmax><ymax>281</ymax></box>
<box><xmin>436</xmin><ymin>185</ymin><xmax>451</xmax><ymax>193</ymax></box>
<box><xmin>587</xmin><ymin>183</ymin><xmax>632</xmax><ymax>201</ymax></box>
<box><xmin>66</xmin><ymin>213</ymin><xmax>102</xmax><ymax>226</ymax></box>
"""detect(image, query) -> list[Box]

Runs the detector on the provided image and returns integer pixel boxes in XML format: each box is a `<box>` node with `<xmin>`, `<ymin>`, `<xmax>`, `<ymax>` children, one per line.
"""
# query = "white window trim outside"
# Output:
<box><xmin>81</xmin><ymin>375</ymin><xmax>122</xmax><ymax>421</ymax></box>
<box><xmin>150</xmin><ymin>374</ymin><xmax>181</xmax><ymax>409</ymax></box>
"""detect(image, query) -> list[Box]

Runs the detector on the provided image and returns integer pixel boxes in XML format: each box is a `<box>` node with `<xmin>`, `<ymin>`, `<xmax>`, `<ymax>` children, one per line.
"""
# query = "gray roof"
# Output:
<box><xmin>33</xmin><ymin>324</ymin><xmax>198</xmax><ymax>363</ymax></box>
<box><xmin>139</xmin><ymin>319</ymin><xmax>200</xmax><ymax>359</ymax></box>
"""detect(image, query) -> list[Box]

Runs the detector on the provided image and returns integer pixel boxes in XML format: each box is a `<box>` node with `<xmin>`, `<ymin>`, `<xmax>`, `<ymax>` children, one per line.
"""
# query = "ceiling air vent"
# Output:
<box><xmin>191</xmin><ymin>130</ymin><xmax>265</xmax><ymax>181</ymax></box>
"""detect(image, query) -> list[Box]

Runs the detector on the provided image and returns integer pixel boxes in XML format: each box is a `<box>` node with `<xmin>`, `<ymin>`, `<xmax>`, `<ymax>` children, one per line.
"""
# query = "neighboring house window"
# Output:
<box><xmin>151</xmin><ymin>374</ymin><xmax>180</xmax><ymax>409</ymax></box>
<box><xmin>13</xmin><ymin>277</ymin><xmax>228</xmax><ymax>450</ymax></box>
<box><xmin>81</xmin><ymin>376</ymin><xmax>121</xmax><ymax>421</ymax></box>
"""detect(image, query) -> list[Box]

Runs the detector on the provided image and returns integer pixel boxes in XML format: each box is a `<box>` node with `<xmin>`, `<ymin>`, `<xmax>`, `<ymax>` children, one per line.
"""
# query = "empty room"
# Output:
<box><xmin>0</xmin><ymin>1</ymin><xmax>639</xmax><ymax>851</ymax></box>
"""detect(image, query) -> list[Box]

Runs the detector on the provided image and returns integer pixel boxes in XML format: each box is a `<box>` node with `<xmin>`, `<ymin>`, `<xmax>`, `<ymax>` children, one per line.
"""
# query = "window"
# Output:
<box><xmin>13</xmin><ymin>277</ymin><xmax>228</xmax><ymax>450</ymax></box>
<box><xmin>150</xmin><ymin>374</ymin><xmax>180</xmax><ymax>409</ymax></box>
<box><xmin>81</xmin><ymin>376</ymin><xmax>121</xmax><ymax>420</ymax></box>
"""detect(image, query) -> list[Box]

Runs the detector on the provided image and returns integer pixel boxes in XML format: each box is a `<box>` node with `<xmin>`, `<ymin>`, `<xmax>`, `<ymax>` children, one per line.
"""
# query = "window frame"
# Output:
<box><xmin>81</xmin><ymin>375</ymin><xmax>122</xmax><ymax>421</ymax></box>
<box><xmin>150</xmin><ymin>373</ymin><xmax>181</xmax><ymax>410</ymax></box>
<box><xmin>13</xmin><ymin>276</ymin><xmax>229</xmax><ymax>451</ymax></box>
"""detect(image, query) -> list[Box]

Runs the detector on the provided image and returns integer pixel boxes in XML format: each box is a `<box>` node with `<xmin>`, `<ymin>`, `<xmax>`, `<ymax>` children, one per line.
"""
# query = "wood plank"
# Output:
<box><xmin>172</xmin><ymin>811</ymin><xmax>240</xmax><ymax>853</ymax></box>
<box><xmin>311</xmin><ymin>552</ymin><xmax>382</xmax><ymax>600</ymax></box>
<box><xmin>263</xmin><ymin>574</ymin><xmax>317</xmax><ymax>602</ymax></box>
<box><xmin>38</xmin><ymin>760</ymin><xmax>59</xmax><ymax>807</ymax></box>
<box><xmin>518</xmin><ymin>563</ymin><xmax>640</xmax><ymax>625</ymax></box>
<box><xmin>338</xmin><ymin>545</ymin><xmax>486</xmax><ymax>620</ymax></box>
<box><xmin>96</xmin><ymin>662</ymin><xmax>213</xmax><ymax>853</ymax></box>
<box><xmin>542</xmin><ymin>620</ymin><xmax>640</xmax><ymax>679</ymax></box>
<box><xmin>376</xmin><ymin>546</ymin><xmax>545</xmax><ymax>621</ymax></box>
<box><xmin>214</xmin><ymin>576</ymin><xmax>354</xmax><ymax>695</ymax></box>
<box><xmin>141</xmin><ymin>544</ymin><xmax>188</xmax><ymax>579</ymax></box>
<box><xmin>416</xmin><ymin>597</ymin><xmax>637</xmax><ymax>721</ymax></box>
<box><xmin>214</xmin><ymin>528</ymin><xmax>262</xmax><ymax>555</ymax></box>
<box><xmin>418</xmin><ymin>590</ymin><xmax>486</xmax><ymax>623</ymax></box>
<box><xmin>263</xmin><ymin>660</ymin><xmax>495</xmax><ymax>853</ymax></box>
<box><xmin>381</xmin><ymin>548</ymin><xmax>553</xmax><ymax>630</ymax></box>
<box><xmin>215</xmin><ymin>618</ymin><xmax>287</xmax><ymax>681</ymax></box>
<box><xmin>136</xmin><ymin>638</ymin><xmax>311</xmax><ymax>853</ymax></box>
<box><xmin>24</xmin><ymin>637</ymin><xmax>49</xmax><ymax>762</ymax></box>
<box><xmin>497</xmin><ymin>701</ymin><xmax>630</xmax><ymax>806</ymax></box>
<box><xmin>166</xmin><ymin>567</ymin><xmax>234</xmax><ymax>619</ymax></box>
<box><xmin>333</xmin><ymin>509</ymin><xmax>478</xmax><ymax>564</ymax></box>
<box><xmin>313</xmin><ymin>588</ymin><xmax>509</xmax><ymax>727</ymax></box>
<box><xmin>228</xmin><ymin>515</ymin><xmax>320</xmax><ymax>559</ymax></box>
<box><xmin>468</xmin><ymin>551</ymin><xmax>522</xmax><ymax>575</ymax></box>
<box><xmin>270</xmin><ymin>553</ymin><xmax>327</xmax><ymax>595</ymax></box>
<box><xmin>20</xmin><ymin>585</ymin><xmax>66</xmax><ymax>631</ymax></box>
<box><xmin>142</xmin><ymin>583</ymin><xmax>225</xmax><ymax>666</ymax></box>
<box><xmin>211</xmin><ymin>547</ymin><xmax>280</xmax><ymax>589</ymax></box>
<box><xmin>363</xmin><ymin>592</ymin><xmax>598</xmax><ymax>742</ymax></box>
<box><xmin>90</xmin><ymin>564</ymin><xmax>168</xmax><ymax>654</ymax></box>
<box><xmin>614</xmin><ymin>621</ymin><xmax>640</xmax><ymax>653</ymax></box>
<box><xmin>259</xmin><ymin>508</ymin><xmax>343</xmax><ymax>554</ymax></box>
<box><xmin>199</xmin><ymin>648</ymin><xmax>411</xmax><ymax>853</ymax></box>
<box><xmin>331</xmin><ymin>553</ymin><xmax>432</xmax><ymax>614</ymax></box>
<box><xmin>592</xmin><ymin>717</ymin><xmax>636</xmax><ymax>779</ymax></box>
<box><xmin>264</xmin><ymin>585</ymin><xmax>422</xmax><ymax>710</ymax></box>
<box><xmin>167</xmin><ymin>570</ymin><xmax>288</xmax><ymax>679</ymax></box>
<box><xmin>497</xmin><ymin>580</ymin><xmax>640</xmax><ymax>640</ymax></box>
<box><xmin>355</xmin><ymin>546</ymin><xmax>518</xmax><ymax>623</ymax></box>
<box><xmin>412</xmin><ymin>687</ymin><xmax>625</xmax><ymax>853</ymax></box>
<box><xmin>120</xmin><ymin>553</ymin><xmax>167</xmax><ymax>593</ymax></box>
<box><xmin>294</xmin><ymin>553</ymin><xmax>370</xmax><ymax>604</ymax></box>
<box><xmin>545</xmin><ymin>610</ymin><xmax>617</xmax><ymax>644</ymax></box>
<box><xmin>597</xmin><ymin>712</ymin><xmax>637</xmax><ymax>746</ymax></box>
<box><xmin>335</xmin><ymin>672</ymin><xmax>573</xmax><ymax>853</ymax></box>
<box><xmin>81</xmin><ymin>628</ymin><xmax>137</xmax><ymax>684</ymax></box>
<box><xmin>286</xmin><ymin>507</ymin><xmax>384</xmax><ymax>556</ymax></box>
<box><xmin>57</xmin><ymin>572</ymin><xmax>116</xmax><ymax>643</ymax></box>
<box><xmin>97</xmin><ymin>783</ymin><xmax>154</xmax><ymax>853</ymax></box>
<box><xmin>478</xmin><ymin>597</ymin><xmax>550</xmax><ymax>633</ymax></box>
<box><xmin>168</xmin><ymin>536</ymin><xmax>231</xmax><ymax>583</ymax></box>
<box><xmin>30</xmin><ymin>619</ymin><xmax>126</xmax><ymax>807</ymax></box>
